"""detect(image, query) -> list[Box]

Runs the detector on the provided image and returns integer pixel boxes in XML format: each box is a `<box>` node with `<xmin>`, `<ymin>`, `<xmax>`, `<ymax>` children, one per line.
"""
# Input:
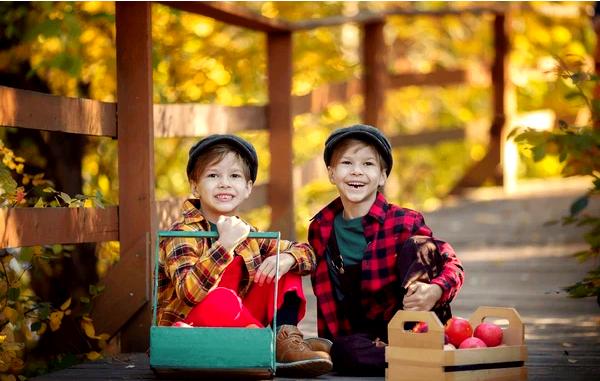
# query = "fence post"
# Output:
<box><xmin>92</xmin><ymin>1</ymin><xmax>155</xmax><ymax>351</ymax></box>
<box><xmin>267</xmin><ymin>31</ymin><xmax>295</xmax><ymax>239</ymax></box>
<box><xmin>450</xmin><ymin>10</ymin><xmax>511</xmax><ymax>194</ymax></box>
<box><xmin>493</xmin><ymin>11</ymin><xmax>510</xmax><ymax>188</ymax></box>
<box><xmin>363</xmin><ymin>21</ymin><xmax>387</xmax><ymax>128</ymax></box>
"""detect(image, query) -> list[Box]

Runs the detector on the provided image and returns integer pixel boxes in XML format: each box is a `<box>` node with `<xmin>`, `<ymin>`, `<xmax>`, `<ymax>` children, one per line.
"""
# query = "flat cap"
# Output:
<box><xmin>324</xmin><ymin>124</ymin><xmax>393</xmax><ymax>175</ymax></box>
<box><xmin>186</xmin><ymin>134</ymin><xmax>258</xmax><ymax>182</ymax></box>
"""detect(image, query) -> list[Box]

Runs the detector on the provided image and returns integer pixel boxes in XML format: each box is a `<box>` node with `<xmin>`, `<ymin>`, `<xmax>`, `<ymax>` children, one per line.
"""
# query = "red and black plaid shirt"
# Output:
<box><xmin>308</xmin><ymin>192</ymin><xmax>464</xmax><ymax>339</ymax></box>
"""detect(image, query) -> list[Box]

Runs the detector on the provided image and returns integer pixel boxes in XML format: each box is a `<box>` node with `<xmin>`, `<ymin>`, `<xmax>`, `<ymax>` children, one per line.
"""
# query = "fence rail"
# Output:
<box><xmin>0</xmin><ymin>85</ymin><xmax>117</xmax><ymax>137</ymax></box>
<box><xmin>0</xmin><ymin>206</ymin><xmax>118</xmax><ymax>249</ymax></box>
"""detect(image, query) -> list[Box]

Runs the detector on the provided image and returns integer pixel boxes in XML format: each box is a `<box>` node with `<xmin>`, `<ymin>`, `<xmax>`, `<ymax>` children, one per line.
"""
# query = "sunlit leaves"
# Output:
<box><xmin>513</xmin><ymin>61</ymin><xmax>600</xmax><ymax>300</ymax></box>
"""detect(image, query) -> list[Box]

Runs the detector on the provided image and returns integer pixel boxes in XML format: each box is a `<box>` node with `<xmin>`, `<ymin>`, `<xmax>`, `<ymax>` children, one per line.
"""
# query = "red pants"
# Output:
<box><xmin>183</xmin><ymin>256</ymin><xmax>306</xmax><ymax>327</ymax></box>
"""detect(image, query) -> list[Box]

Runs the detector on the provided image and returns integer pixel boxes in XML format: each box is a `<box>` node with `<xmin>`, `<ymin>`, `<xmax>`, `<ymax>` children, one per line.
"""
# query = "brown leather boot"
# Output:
<box><xmin>305</xmin><ymin>337</ymin><xmax>333</xmax><ymax>354</ymax></box>
<box><xmin>276</xmin><ymin>325</ymin><xmax>332</xmax><ymax>377</ymax></box>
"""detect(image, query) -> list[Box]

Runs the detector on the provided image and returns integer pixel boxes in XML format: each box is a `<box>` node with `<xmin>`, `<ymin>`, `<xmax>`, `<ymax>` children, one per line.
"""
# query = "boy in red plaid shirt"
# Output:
<box><xmin>308</xmin><ymin>125</ymin><xmax>464</xmax><ymax>375</ymax></box>
<box><xmin>157</xmin><ymin>134</ymin><xmax>332</xmax><ymax>377</ymax></box>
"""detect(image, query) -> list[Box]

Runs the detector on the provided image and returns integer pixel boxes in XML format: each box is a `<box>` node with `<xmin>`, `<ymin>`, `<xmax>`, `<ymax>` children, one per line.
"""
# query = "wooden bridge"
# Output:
<box><xmin>1</xmin><ymin>2</ymin><xmax>598</xmax><ymax>378</ymax></box>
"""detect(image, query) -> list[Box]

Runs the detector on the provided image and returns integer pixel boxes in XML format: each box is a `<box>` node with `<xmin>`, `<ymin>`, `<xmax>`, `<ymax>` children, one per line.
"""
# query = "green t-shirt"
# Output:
<box><xmin>333</xmin><ymin>213</ymin><xmax>367</xmax><ymax>266</ymax></box>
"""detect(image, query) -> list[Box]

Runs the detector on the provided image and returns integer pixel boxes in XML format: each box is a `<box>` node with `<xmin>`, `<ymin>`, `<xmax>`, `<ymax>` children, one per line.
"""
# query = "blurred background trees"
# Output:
<box><xmin>0</xmin><ymin>1</ymin><xmax>597</xmax><ymax>377</ymax></box>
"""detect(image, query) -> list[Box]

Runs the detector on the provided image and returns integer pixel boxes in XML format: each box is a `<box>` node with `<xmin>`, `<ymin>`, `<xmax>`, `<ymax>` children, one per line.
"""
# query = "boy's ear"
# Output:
<box><xmin>327</xmin><ymin>166</ymin><xmax>335</xmax><ymax>184</ymax></box>
<box><xmin>242</xmin><ymin>180</ymin><xmax>253</xmax><ymax>200</ymax></box>
<box><xmin>378</xmin><ymin>170</ymin><xmax>387</xmax><ymax>187</ymax></box>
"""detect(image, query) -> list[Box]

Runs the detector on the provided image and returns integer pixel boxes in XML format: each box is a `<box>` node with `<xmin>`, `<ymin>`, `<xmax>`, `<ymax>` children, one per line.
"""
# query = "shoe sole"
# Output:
<box><xmin>276</xmin><ymin>358</ymin><xmax>333</xmax><ymax>378</ymax></box>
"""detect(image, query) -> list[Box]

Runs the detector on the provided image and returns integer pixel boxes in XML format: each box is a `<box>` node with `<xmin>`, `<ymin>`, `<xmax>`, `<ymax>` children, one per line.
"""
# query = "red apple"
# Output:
<box><xmin>444</xmin><ymin>317</ymin><xmax>473</xmax><ymax>347</ymax></box>
<box><xmin>444</xmin><ymin>333</ymin><xmax>450</xmax><ymax>345</ymax></box>
<box><xmin>474</xmin><ymin>322</ymin><xmax>503</xmax><ymax>347</ymax></box>
<box><xmin>459</xmin><ymin>337</ymin><xmax>487</xmax><ymax>349</ymax></box>
<box><xmin>412</xmin><ymin>321</ymin><xmax>428</xmax><ymax>333</ymax></box>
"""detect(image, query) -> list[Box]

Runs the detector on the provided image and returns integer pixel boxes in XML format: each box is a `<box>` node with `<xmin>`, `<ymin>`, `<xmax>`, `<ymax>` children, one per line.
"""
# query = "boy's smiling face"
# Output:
<box><xmin>191</xmin><ymin>152</ymin><xmax>253</xmax><ymax>223</ymax></box>
<box><xmin>327</xmin><ymin>139</ymin><xmax>387</xmax><ymax>217</ymax></box>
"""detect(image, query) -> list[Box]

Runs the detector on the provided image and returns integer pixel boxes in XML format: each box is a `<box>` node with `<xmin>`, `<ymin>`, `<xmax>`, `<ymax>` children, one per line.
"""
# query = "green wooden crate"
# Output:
<box><xmin>150</xmin><ymin>230</ymin><xmax>280</xmax><ymax>378</ymax></box>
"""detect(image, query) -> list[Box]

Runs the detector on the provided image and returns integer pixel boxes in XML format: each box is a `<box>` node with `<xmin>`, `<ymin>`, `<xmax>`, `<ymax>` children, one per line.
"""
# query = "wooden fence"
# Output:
<box><xmin>0</xmin><ymin>2</ymin><xmax>510</xmax><ymax>351</ymax></box>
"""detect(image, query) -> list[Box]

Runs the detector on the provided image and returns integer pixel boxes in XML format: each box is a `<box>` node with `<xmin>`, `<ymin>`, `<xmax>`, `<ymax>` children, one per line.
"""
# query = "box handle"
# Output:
<box><xmin>468</xmin><ymin>306</ymin><xmax>524</xmax><ymax>346</ymax></box>
<box><xmin>387</xmin><ymin>310</ymin><xmax>444</xmax><ymax>349</ymax></box>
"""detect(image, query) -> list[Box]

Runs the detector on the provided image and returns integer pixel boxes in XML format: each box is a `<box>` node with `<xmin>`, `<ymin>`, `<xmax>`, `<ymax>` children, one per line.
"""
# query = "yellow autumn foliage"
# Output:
<box><xmin>49</xmin><ymin>311</ymin><xmax>64</xmax><ymax>332</ymax></box>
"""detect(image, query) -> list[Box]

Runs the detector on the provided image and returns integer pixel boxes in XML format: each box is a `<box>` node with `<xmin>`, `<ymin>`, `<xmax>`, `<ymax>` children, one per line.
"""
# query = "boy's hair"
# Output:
<box><xmin>324</xmin><ymin>124</ymin><xmax>393</xmax><ymax>175</ymax></box>
<box><xmin>187</xmin><ymin>134</ymin><xmax>258</xmax><ymax>183</ymax></box>
<box><xmin>189</xmin><ymin>143</ymin><xmax>252</xmax><ymax>183</ymax></box>
<box><xmin>329</xmin><ymin>138</ymin><xmax>387</xmax><ymax>173</ymax></box>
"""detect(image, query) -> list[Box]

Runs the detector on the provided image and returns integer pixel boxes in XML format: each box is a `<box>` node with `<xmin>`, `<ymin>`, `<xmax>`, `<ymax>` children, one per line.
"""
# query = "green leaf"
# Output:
<box><xmin>80</xmin><ymin>296</ymin><xmax>90</xmax><ymax>304</ymax></box>
<box><xmin>570</xmin><ymin>195</ymin><xmax>589</xmax><ymax>217</ymax></box>
<box><xmin>20</xmin><ymin>247</ymin><xmax>33</xmax><ymax>262</ymax></box>
<box><xmin>59</xmin><ymin>192</ymin><xmax>72</xmax><ymax>204</ymax></box>
<box><xmin>532</xmin><ymin>144</ymin><xmax>546</xmax><ymax>162</ymax></box>
<box><xmin>52</xmin><ymin>244</ymin><xmax>63</xmax><ymax>255</ymax></box>
<box><xmin>23</xmin><ymin>19</ymin><xmax>62</xmax><ymax>40</ymax></box>
<box><xmin>34</xmin><ymin>197</ymin><xmax>45</xmax><ymax>208</ymax></box>
<box><xmin>558</xmin><ymin>149</ymin><xmax>567</xmax><ymax>162</ymax></box>
<box><xmin>565</xmin><ymin>282</ymin><xmax>595</xmax><ymax>298</ymax></box>
<box><xmin>571</xmin><ymin>250</ymin><xmax>591</xmax><ymax>262</ymax></box>
<box><xmin>31</xmin><ymin>321</ymin><xmax>42</xmax><ymax>332</ymax></box>
<box><xmin>93</xmin><ymin>197</ymin><xmax>104</xmax><ymax>209</ymax></box>
<box><xmin>8</xmin><ymin>287</ymin><xmax>20</xmax><ymax>301</ymax></box>
<box><xmin>0</xmin><ymin>162</ymin><xmax>17</xmax><ymax>195</ymax></box>
<box><xmin>38</xmin><ymin>304</ymin><xmax>50</xmax><ymax>320</ymax></box>
<box><xmin>506</xmin><ymin>128</ymin><xmax>520</xmax><ymax>140</ymax></box>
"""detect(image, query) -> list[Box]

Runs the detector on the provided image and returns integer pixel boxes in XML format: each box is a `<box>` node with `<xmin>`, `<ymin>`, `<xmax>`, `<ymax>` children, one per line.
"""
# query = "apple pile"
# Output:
<box><xmin>443</xmin><ymin>318</ymin><xmax>503</xmax><ymax>350</ymax></box>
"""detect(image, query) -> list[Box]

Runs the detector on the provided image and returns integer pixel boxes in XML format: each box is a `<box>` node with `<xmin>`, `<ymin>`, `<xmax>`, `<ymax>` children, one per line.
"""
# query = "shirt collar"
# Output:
<box><xmin>366</xmin><ymin>192</ymin><xmax>388</xmax><ymax>224</ymax></box>
<box><xmin>182</xmin><ymin>199</ymin><xmax>207</xmax><ymax>225</ymax></box>
<box><xmin>311</xmin><ymin>192</ymin><xmax>389</xmax><ymax>224</ymax></box>
<box><xmin>181</xmin><ymin>198</ymin><xmax>254</xmax><ymax>231</ymax></box>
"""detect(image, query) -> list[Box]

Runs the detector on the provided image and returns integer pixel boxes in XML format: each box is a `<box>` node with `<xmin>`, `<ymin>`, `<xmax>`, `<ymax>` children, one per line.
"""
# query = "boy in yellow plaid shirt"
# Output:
<box><xmin>156</xmin><ymin>134</ymin><xmax>332</xmax><ymax>377</ymax></box>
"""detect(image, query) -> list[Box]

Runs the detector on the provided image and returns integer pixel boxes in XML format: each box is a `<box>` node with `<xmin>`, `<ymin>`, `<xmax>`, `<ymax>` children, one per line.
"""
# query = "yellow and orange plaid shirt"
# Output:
<box><xmin>156</xmin><ymin>199</ymin><xmax>316</xmax><ymax>326</ymax></box>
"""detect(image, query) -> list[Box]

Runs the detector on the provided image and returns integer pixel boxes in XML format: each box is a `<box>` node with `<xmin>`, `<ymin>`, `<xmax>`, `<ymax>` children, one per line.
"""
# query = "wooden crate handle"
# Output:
<box><xmin>468</xmin><ymin>306</ymin><xmax>524</xmax><ymax>346</ymax></box>
<box><xmin>387</xmin><ymin>310</ymin><xmax>444</xmax><ymax>349</ymax></box>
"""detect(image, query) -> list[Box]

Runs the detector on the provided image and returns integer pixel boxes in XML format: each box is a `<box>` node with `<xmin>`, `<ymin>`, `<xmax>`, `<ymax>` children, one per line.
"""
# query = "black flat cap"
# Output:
<box><xmin>324</xmin><ymin>124</ymin><xmax>393</xmax><ymax>175</ymax></box>
<box><xmin>186</xmin><ymin>134</ymin><xmax>258</xmax><ymax>182</ymax></box>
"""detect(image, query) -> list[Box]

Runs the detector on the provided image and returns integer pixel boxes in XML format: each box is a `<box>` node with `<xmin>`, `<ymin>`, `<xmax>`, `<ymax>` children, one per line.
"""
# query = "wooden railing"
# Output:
<box><xmin>0</xmin><ymin>2</ymin><xmax>509</xmax><ymax>351</ymax></box>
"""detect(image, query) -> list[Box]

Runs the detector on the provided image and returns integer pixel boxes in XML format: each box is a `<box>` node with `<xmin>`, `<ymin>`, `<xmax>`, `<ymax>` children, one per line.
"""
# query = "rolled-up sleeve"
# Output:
<box><xmin>161</xmin><ymin>234</ymin><xmax>233</xmax><ymax>306</ymax></box>
<box><xmin>411</xmin><ymin>213</ymin><xmax>465</xmax><ymax>305</ymax></box>
<box><xmin>260</xmin><ymin>238</ymin><xmax>316</xmax><ymax>275</ymax></box>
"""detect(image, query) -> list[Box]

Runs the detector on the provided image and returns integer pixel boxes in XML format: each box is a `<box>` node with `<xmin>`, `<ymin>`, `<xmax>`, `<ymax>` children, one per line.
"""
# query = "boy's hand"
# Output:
<box><xmin>216</xmin><ymin>215</ymin><xmax>250</xmax><ymax>252</ymax></box>
<box><xmin>403</xmin><ymin>282</ymin><xmax>442</xmax><ymax>311</ymax></box>
<box><xmin>254</xmin><ymin>253</ymin><xmax>295</xmax><ymax>286</ymax></box>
